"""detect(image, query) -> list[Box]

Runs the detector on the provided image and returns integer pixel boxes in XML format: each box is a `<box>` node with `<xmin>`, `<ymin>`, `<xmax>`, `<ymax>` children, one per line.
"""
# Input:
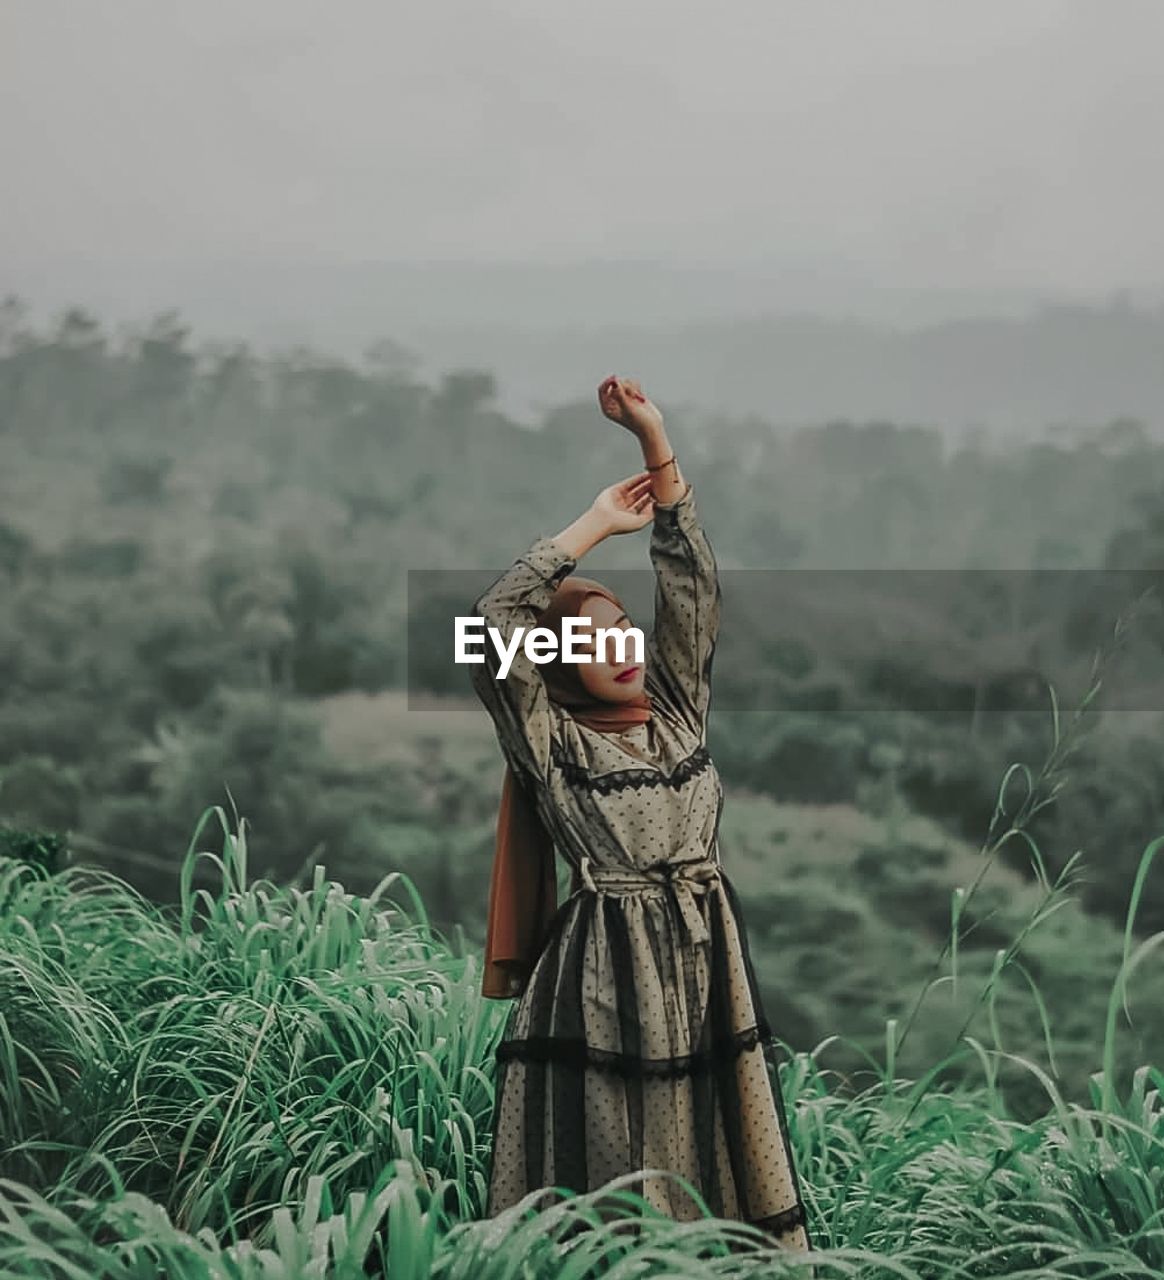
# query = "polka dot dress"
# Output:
<box><xmin>471</xmin><ymin>483</ymin><xmax>811</xmax><ymax>1252</ymax></box>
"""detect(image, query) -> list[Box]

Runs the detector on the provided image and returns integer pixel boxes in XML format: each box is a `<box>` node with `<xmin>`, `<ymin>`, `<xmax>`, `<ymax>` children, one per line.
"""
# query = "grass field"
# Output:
<box><xmin>1</xmin><ymin>787</ymin><xmax>1163</xmax><ymax>1279</ymax></box>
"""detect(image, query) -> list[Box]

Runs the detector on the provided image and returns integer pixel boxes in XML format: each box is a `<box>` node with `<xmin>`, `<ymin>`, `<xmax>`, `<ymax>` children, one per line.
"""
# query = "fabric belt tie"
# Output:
<box><xmin>576</xmin><ymin>853</ymin><xmax>721</xmax><ymax>945</ymax></box>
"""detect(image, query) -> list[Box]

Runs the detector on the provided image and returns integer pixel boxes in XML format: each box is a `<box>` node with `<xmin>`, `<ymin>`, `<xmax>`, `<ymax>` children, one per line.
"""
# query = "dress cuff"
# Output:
<box><xmin>518</xmin><ymin>535</ymin><xmax>578</xmax><ymax>585</ymax></box>
<box><xmin>652</xmin><ymin>481</ymin><xmax>695</xmax><ymax>527</ymax></box>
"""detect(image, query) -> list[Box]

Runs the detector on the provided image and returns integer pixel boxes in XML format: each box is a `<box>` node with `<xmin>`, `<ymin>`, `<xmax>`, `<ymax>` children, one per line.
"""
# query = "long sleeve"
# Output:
<box><xmin>469</xmin><ymin>535</ymin><xmax>578</xmax><ymax>783</ymax></box>
<box><xmin>644</xmin><ymin>482</ymin><xmax>722</xmax><ymax>737</ymax></box>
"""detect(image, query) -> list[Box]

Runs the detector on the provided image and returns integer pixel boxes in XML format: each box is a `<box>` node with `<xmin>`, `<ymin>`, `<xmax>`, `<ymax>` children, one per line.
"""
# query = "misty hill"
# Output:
<box><xmin>6</xmin><ymin>258</ymin><xmax>1163</xmax><ymax>439</ymax></box>
<box><xmin>408</xmin><ymin>301</ymin><xmax>1164</xmax><ymax>439</ymax></box>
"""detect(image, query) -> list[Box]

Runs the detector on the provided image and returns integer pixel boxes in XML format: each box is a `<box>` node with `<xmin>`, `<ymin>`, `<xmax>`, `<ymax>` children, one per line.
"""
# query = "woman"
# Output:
<box><xmin>469</xmin><ymin>375</ymin><xmax>811</xmax><ymax>1252</ymax></box>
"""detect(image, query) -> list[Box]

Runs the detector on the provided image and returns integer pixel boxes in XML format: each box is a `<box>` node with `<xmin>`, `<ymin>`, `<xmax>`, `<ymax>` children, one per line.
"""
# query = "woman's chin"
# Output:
<box><xmin>602</xmin><ymin>678</ymin><xmax>646</xmax><ymax>702</ymax></box>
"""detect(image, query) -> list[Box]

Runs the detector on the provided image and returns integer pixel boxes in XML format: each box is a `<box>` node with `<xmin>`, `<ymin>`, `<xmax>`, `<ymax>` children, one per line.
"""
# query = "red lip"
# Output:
<box><xmin>614</xmin><ymin>665</ymin><xmax>640</xmax><ymax>683</ymax></box>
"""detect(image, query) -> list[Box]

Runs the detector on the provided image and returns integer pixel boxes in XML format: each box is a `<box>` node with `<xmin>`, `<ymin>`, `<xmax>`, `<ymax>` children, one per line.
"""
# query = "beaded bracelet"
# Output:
<box><xmin>645</xmin><ymin>453</ymin><xmax>678</xmax><ymax>472</ymax></box>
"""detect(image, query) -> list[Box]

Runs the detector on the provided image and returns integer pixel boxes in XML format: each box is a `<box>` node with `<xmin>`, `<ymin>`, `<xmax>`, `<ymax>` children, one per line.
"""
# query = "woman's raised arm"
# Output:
<box><xmin>598</xmin><ymin>376</ymin><xmax>721</xmax><ymax>737</ymax></box>
<box><xmin>468</xmin><ymin>473</ymin><xmax>656</xmax><ymax>782</ymax></box>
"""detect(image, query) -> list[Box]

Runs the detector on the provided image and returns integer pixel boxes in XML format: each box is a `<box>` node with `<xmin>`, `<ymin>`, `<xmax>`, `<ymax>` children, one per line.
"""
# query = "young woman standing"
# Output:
<box><xmin>470</xmin><ymin>375</ymin><xmax>811</xmax><ymax>1253</ymax></box>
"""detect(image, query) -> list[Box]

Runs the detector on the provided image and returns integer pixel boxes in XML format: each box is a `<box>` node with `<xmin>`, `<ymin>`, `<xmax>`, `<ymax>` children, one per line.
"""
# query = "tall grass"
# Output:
<box><xmin>0</xmin><ymin>600</ymin><xmax>1162</xmax><ymax>1275</ymax></box>
<box><xmin>1</xmin><ymin>811</ymin><xmax>1163</xmax><ymax>1275</ymax></box>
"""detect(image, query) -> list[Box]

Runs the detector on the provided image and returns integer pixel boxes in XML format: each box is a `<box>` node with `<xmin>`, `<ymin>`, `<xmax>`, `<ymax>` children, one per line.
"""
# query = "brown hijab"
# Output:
<box><xmin>481</xmin><ymin>575</ymin><xmax>652</xmax><ymax>999</ymax></box>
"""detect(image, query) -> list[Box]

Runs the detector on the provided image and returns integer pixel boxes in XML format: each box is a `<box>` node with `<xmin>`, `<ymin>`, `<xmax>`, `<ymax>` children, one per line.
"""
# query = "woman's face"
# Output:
<box><xmin>572</xmin><ymin>595</ymin><xmax>646</xmax><ymax>702</ymax></box>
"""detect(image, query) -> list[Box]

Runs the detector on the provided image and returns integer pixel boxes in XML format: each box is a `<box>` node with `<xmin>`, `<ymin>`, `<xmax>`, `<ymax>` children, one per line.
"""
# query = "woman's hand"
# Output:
<box><xmin>598</xmin><ymin>375</ymin><xmax>664</xmax><ymax>440</ymax></box>
<box><xmin>551</xmin><ymin>471</ymin><xmax>655</xmax><ymax>559</ymax></box>
<box><xmin>591</xmin><ymin>471</ymin><xmax>656</xmax><ymax>535</ymax></box>
<box><xmin>597</xmin><ymin>374</ymin><xmax>686</xmax><ymax>503</ymax></box>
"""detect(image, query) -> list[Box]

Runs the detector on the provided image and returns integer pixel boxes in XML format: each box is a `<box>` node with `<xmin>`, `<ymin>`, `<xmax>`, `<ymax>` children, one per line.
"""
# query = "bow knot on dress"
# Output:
<box><xmin>576</xmin><ymin>853</ymin><xmax>721</xmax><ymax>946</ymax></box>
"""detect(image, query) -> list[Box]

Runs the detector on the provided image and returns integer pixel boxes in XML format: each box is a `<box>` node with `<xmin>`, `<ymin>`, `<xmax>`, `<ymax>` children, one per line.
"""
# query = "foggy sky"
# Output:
<box><xmin>3</xmin><ymin>1</ymin><xmax>1163</xmax><ymax>304</ymax></box>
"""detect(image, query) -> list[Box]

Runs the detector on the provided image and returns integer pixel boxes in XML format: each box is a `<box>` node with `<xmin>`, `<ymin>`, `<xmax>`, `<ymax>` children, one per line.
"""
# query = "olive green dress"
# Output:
<box><xmin>470</xmin><ymin>483</ymin><xmax>811</xmax><ymax>1250</ymax></box>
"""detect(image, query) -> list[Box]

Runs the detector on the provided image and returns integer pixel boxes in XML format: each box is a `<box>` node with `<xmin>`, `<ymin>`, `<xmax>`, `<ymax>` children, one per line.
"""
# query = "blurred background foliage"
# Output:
<box><xmin>3</xmin><ymin>295</ymin><xmax>1164</xmax><ymax>1114</ymax></box>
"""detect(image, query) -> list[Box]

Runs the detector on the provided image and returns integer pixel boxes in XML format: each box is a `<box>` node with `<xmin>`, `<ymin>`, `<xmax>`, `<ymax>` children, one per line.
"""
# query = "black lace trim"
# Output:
<box><xmin>751</xmin><ymin>1203</ymin><xmax>808</xmax><ymax>1239</ymax></box>
<box><xmin>550</xmin><ymin>740</ymin><xmax>712</xmax><ymax>796</ymax></box>
<box><xmin>496</xmin><ymin>1019</ymin><xmax>776</xmax><ymax>1079</ymax></box>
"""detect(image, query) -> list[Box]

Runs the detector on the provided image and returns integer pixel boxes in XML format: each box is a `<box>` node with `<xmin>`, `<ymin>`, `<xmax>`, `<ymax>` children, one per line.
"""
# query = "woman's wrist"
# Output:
<box><xmin>636</xmin><ymin>425</ymin><xmax>686</xmax><ymax>503</ymax></box>
<box><xmin>636</xmin><ymin>423</ymin><xmax>671</xmax><ymax>466</ymax></box>
<box><xmin>552</xmin><ymin>506</ymin><xmax>611</xmax><ymax>559</ymax></box>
